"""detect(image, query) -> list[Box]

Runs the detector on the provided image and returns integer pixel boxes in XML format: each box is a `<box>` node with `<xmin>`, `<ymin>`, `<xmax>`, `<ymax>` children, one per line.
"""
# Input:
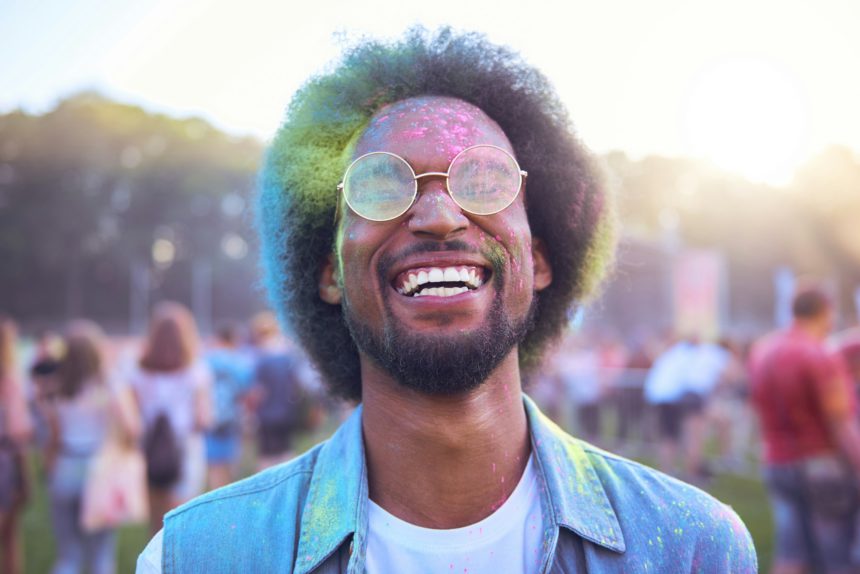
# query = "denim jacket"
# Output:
<box><xmin>161</xmin><ymin>396</ymin><xmax>757</xmax><ymax>573</ymax></box>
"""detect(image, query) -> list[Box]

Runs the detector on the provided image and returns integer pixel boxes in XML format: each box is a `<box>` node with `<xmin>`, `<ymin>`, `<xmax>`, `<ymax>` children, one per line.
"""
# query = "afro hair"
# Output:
<box><xmin>257</xmin><ymin>27</ymin><xmax>616</xmax><ymax>402</ymax></box>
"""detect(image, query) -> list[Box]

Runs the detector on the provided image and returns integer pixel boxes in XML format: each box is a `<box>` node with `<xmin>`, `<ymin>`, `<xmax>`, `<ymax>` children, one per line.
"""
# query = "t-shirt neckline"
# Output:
<box><xmin>367</xmin><ymin>454</ymin><xmax>537</xmax><ymax>551</ymax></box>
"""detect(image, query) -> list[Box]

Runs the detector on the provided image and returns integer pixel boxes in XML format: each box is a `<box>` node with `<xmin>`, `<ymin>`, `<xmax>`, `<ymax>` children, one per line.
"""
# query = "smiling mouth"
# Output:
<box><xmin>393</xmin><ymin>266</ymin><xmax>487</xmax><ymax>298</ymax></box>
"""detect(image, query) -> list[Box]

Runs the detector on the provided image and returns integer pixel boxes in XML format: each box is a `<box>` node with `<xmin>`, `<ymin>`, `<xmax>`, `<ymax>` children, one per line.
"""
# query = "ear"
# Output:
<box><xmin>318</xmin><ymin>253</ymin><xmax>342</xmax><ymax>305</ymax></box>
<box><xmin>532</xmin><ymin>237</ymin><xmax>552</xmax><ymax>292</ymax></box>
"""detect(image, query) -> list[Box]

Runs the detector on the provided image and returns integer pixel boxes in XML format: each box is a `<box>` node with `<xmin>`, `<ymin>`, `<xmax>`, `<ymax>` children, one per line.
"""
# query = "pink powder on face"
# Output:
<box><xmin>403</xmin><ymin>127</ymin><xmax>429</xmax><ymax>139</ymax></box>
<box><xmin>357</xmin><ymin>96</ymin><xmax>511</xmax><ymax>166</ymax></box>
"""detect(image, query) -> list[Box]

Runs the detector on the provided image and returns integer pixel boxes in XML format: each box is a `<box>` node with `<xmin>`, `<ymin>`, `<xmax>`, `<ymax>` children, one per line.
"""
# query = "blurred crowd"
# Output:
<box><xmin>531</xmin><ymin>286</ymin><xmax>860</xmax><ymax>573</ymax></box>
<box><xmin>2</xmin><ymin>289</ymin><xmax>860</xmax><ymax>572</ymax></box>
<box><xmin>0</xmin><ymin>304</ymin><xmax>334</xmax><ymax>574</ymax></box>
<box><xmin>534</xmin><ymin>323</ymin><xmax>859</xmax><ymax>474</ymax></box>
<box><xmin>532</xmin><ymin>330</ymin><xmax>756</xmax><ymax>481</ymax></box>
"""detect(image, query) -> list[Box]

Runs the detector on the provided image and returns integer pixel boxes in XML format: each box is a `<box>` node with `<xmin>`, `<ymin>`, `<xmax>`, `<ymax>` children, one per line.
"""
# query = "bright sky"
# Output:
<box><xmin>2</xmin><ymin>0</ymin><xmax>859</xmax><ymax>185</ymax></box>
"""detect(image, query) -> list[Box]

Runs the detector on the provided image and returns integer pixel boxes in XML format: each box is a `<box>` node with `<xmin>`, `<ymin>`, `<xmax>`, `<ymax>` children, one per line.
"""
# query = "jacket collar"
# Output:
<box><xmin>524</xmin><ymin>396</ymin><xmax>626</xmax><ymax>553</ymax></box>
<box><xmin>295</xmin><ymin>395</ymin><xmax>625</xmax><ymax>573</ymax></box>
<box><xmin>295</xmin><ymin>404</ymin><xmax>366</xmax><ymax>574</ymax></box>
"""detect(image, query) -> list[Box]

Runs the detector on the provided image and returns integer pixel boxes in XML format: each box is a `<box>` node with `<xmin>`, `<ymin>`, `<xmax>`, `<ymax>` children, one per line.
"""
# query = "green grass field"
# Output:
<box><xmin>708</xmin><ymin>472</ymin><xmax>773</xmax><ymax>569</ymax></box>
<box><xmin>17</xmin><ymin>436</ymin><xmax>774</xmax><ymax>573</ymax></box>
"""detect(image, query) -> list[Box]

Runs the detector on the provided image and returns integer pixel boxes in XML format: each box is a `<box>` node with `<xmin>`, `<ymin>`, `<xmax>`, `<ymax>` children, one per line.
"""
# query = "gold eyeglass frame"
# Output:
<box><xmin>336</xmin><ymin>144</ymin><xmax>528</xmax><ymax>222</ymax></box>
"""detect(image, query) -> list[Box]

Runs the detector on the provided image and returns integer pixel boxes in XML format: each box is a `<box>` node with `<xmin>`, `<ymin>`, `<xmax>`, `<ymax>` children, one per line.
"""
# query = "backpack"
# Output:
<box><xmin>255</xmin><ymin>353</ymin><xmax>304</xmax><ymax>431</ymax></box>
<box><xmin>143</xmin><ymin>412</ymin><xmax>182</xmax><ymax>488</ymax></box>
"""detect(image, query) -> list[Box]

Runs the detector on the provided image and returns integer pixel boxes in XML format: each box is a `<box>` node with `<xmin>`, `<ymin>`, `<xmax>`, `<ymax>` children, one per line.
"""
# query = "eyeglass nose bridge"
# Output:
<box><xmin>408</xmin><ymin>171</ymin><xmax>463</xmax><ymax>218</ymax></box>
<box><xmin>413</xmin><ymin>171</ymin><xmax>450</xmax><ymax>181</ymax></box>
<box><xmin>412</xmin><ymin>171</ymin><xmax>453</xmax><ymax>204</ymax></box>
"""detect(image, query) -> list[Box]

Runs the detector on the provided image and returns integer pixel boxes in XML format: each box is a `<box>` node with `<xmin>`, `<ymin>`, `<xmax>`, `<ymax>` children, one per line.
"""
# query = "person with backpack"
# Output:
<box><xmin>129</xmin><ymin>302</ymin><xmax>213</xmax><ymax>534</ymax></box>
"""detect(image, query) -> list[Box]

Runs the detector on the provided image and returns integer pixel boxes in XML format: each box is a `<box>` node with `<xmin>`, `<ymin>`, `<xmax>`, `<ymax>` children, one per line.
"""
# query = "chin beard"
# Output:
<box><xmin>342</xmin><ymin>287</ymin><xmax>536</xmax><ymax>396</ymax></box>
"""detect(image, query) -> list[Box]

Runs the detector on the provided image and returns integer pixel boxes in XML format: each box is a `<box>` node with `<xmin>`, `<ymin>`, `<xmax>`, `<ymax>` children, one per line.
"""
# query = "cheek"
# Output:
<box><xmin>337</xmin><ymin>216</ymin><xmax>400</xmax><ymax>302</ymax></box>
<box><xmin>507</xmin><ymin>241</ymin><xmax>537</xmax><ymax>297</ymax></box>
<box><xmin>495</xmin><ymin>209</ymin><xmax>536</xmax><ymax>292</ymax></box>
<box><xmin>510</xmin><ymin>243</ymin><xmax>535</xmax><ymax>296</ymax></box>
<box><xmin>477</xmin><ymin>224</ymin><xmax>536</xmax><ymax>298</ymax></box>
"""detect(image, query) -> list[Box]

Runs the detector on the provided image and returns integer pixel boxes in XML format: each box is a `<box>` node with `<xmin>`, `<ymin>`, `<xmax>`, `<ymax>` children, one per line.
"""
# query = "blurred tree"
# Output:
<box><xmin>0</xmin><ymin>93</ymin><xmax>265</xmax><ymax>331</ymax></box>
<box><xmin>791</xmin><ymin>146</ymin><xmax>860</xmax><ymax>316</ymax></box>
<box><xmin>603</xmin><ymin>148</ymin><xmax>860</xmax><ymax>331</ymax></box>
<box><xmin>2</xmin><ymin>94</ymin><xmax>858</xmax><ymax>334</ymax></box>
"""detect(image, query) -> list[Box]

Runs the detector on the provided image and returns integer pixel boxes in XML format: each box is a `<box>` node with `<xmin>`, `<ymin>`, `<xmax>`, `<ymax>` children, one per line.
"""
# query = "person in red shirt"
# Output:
<box><xmin>750</xmin><ymin>285</ymin><xmax>860</xmax><ymax>574</ymax></box>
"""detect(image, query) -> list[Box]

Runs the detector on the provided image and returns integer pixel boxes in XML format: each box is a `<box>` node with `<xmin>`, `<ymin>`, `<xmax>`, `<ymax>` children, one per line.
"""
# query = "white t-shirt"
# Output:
<box><xmin>366</xmin><ymin>455</ymin><xmax>544</xmax><ymax>574</ymax></box>
<box><xmin>643</xmin><ymin>341</ymin><xmax>697</xmax><ymax>404</ymax></box>
<box><xmin>685</xmin><ymin>343</ymin><xmax>730</xmax><ymax>396</ymax></box>
<box><xmin>127</xmin><ymin>360</ymin><xmax>212</xmax><ymax>439</ymax></box>
<box><xmin>136</xmin><ymin>456</ymin><xmax>544</xmax><ymax>574</ymax></box>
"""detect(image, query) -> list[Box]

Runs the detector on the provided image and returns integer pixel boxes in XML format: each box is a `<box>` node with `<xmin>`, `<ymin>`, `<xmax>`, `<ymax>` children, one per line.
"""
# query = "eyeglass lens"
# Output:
<box><xmin>448</xmin><ymin>146</ymin><xmax>521</xmax><ymax>216</ymax></box>
<box><xmin>343</xmin><ymin>152</ymin><xmax>416</xmax><ymax>221</ymax></box>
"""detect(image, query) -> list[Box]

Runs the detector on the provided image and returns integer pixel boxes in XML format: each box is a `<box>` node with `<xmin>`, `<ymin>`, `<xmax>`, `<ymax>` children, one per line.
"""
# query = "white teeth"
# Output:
<box><xmin>397</xmin><ymin>265</ymin><xmax>485</xmax><ymax>296</ymax></box>
<box><xmin>443</xmin><ymin>267</ymin><xmax>460</xmax><ymax>282</ymax></box>
<box><xmin>413</xmin><ymin>285</ymin><xmax>469</xmax><ymax>298</ymax></box>
<box><xmin>467</xmin><ymin>272</ymin><xmax>483</xmax><ymax>289</ymax></box>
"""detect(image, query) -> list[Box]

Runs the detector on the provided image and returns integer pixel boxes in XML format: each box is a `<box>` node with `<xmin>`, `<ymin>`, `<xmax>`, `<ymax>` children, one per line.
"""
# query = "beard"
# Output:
<box><xmin>342</xmin><ymin>253</ymin><xmax>536</xmax><ymax>396</ymax></box>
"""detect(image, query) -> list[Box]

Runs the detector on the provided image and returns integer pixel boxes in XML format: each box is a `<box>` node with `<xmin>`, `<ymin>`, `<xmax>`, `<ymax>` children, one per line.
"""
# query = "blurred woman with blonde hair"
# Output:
<box><xmin>44</xmin><ymin>319</ymin><xmax>139</xmax><ymax>574</ymax></box>
<box><xmin>130</xmin><ymin>302</ymin><xmax>212</xmax><ymax>534</ymax></box>
<box><xmin>0</xmin><ymin>316</ymin><xmax>32</xmax><ymax>574</ymax></box>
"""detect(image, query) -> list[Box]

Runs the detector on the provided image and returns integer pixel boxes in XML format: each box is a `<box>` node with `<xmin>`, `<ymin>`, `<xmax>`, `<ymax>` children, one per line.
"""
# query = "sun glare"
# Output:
<box><xmin>681</xmin><ymin>57</ymin><xmax>808</xmax><ymax>186</ymax></box>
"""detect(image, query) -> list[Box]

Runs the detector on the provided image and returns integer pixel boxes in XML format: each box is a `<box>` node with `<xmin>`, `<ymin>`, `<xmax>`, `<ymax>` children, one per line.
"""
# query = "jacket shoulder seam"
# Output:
<box><xmin>167</xmin><ymin>467</ymin><xmax>315</xmax><ymax>518</ymax></box>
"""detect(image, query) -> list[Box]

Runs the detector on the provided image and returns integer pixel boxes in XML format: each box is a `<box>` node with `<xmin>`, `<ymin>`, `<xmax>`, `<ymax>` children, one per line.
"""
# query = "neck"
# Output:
<box><xmin>793</xmin><ymin>318</ymin><xmax>825</xmax><ymax>341</ymax></box>
<box><xmin>360</xmin><ymin>350</ymin><xmax>530</xmax><ymax>529</ymax></box>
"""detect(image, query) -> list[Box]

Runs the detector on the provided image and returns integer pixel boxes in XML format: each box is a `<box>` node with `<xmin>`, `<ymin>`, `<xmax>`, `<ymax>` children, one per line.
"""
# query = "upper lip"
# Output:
<box><xmin>386</xmin><ymin>252</ymin><xmax>492</xmax><ymax>284</ymax></box>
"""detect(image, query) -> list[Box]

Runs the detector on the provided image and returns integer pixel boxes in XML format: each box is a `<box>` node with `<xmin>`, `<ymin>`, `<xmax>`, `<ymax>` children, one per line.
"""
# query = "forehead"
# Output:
<box><xmin>354</xmin><ymin>96</ymin><xmax>514</xmax><ymax>167</ymax></box>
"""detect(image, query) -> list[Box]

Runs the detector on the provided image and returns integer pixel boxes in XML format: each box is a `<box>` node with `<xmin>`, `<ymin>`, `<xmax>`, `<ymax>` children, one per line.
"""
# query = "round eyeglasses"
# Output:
<box><xmin>337</xmin><ymin>144</ymin><xmax>527</xmax><ymax>222</ymax></box>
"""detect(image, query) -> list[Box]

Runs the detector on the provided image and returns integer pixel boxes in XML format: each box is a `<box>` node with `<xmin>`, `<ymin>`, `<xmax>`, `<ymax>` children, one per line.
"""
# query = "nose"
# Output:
<box><xmin>406</xmin><ymin>179</ymin><xmax>469</xmax><ymax>240</ymax></box>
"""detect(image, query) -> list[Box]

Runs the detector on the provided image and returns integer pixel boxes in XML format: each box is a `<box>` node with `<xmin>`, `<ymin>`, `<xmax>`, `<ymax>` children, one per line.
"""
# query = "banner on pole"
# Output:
<box><xmin>673</xmin><ymin>249</ymin><xmax>724</xmax><ymax>340</ymax></box>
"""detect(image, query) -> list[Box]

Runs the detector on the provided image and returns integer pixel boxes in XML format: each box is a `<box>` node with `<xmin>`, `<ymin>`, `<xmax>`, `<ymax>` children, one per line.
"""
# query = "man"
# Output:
<box><xmin>750</xmin><ymin>285</ymin><xmax>860</xmax><ymax>574</ymax></box>
<box><xmin>643</xmin><ymin>335</ymin><xmax>698</xmax><ymax>475</ymax></box>
<box><xmin>138</xmin><ymin>29</ymin><xmax>755</xmax><ymax>573</ymax></box>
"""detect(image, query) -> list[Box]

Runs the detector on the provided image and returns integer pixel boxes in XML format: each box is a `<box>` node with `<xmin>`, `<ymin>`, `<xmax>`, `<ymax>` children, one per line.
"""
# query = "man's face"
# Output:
<box><xmin>325</xmin><ymin>96</ymin><xmax>551</xmax><ymax>394</ymax></box>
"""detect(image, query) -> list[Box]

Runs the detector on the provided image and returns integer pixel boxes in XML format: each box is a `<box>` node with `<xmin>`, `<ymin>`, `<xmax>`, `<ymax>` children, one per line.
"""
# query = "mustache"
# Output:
<box><xmin>376</xmin><ymin>239</ymin><xmax>505</xmax><ymax>287</ymax></box>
